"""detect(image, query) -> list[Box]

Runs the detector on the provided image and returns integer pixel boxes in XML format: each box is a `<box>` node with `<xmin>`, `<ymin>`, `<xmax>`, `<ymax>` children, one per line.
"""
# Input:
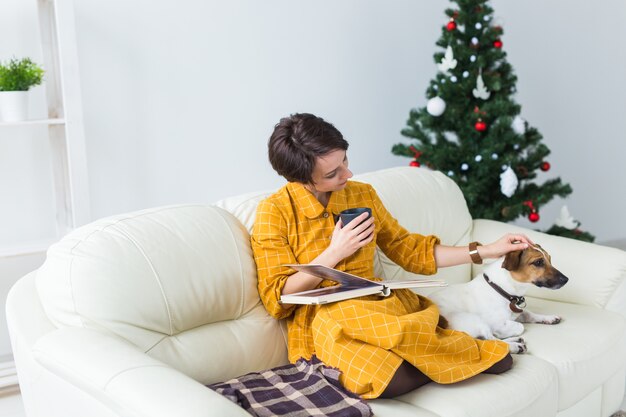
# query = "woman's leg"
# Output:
<box><xmin>482</xmin><ymin>353</ymin><xmax>513</xmax><ymax>374</ymax></box>
<box><xmin>380</xmin><ymin>361</ymin><xmax>432</xmax><ymax>398</ymax></box>
<box><xmin>380</xmin><ymin>353</ymin><xmax>512</xmax><ymax>398</ymax></box>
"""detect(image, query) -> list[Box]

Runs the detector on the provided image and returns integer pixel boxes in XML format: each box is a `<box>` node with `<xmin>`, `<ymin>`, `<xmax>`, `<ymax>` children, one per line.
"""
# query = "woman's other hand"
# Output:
<box><xmin>481</xmin><ymin>233</ymin><xmax>535</xmax><ymax>259</ymax></box>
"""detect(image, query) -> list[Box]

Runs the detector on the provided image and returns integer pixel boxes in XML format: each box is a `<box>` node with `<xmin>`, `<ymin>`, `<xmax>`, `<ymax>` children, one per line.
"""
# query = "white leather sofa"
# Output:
<box><xmin>7</xmin><ymin>166</ymin><xmax>626</xmax><ymax>417</ymax></box>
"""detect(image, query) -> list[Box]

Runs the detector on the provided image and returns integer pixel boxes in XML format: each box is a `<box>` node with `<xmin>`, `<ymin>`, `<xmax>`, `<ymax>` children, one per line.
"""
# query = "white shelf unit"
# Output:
<box><xmin>0</xmin><ymin>118</ymin><xmax>65</xmax><ymax>127</ymax></box>
<box><xmin>0</xmin><ymin>0</ymin><xmax>90</xmax><ymax>393</ymax></box>
<box><xmin>0</xmin><ymin>0</ymin><xmax>90</xmax><ymax>260</ymax></box>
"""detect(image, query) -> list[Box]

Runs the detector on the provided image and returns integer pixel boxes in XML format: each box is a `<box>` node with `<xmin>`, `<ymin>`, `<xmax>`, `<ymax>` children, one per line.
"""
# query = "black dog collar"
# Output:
<box><xmin>483</xmin><ymin>273</ymin><xmax>526</xmax><ymax>313</ymax></box>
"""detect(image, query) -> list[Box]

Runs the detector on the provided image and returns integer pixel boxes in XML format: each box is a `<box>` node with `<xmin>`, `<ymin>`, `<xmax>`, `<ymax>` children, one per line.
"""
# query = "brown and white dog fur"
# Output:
<box><xmin>430</xmin><ymin>245</ymin><xmax>569</xmax><ymax>353</ymax></box>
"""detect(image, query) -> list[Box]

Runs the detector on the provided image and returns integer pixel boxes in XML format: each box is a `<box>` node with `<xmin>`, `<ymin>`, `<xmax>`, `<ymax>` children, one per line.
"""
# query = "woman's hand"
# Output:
<box><xmin>326</xmin><ymin>212</ymin><xmax>375</xmax><ymax>262</ymax></box>
<box><xmin>282</xmin><ymin>212</ymin><xmax>374</xmax><ymax>296</ymax></box>
<box><xmin>480</xmin><ymin>233</ymin><xmax>535</xmax><ymax>259</ymax></box>
<box><xmin>436</xmin><ymin>233</ymin><xmax>535</xmax><ymax>268</ymax></box>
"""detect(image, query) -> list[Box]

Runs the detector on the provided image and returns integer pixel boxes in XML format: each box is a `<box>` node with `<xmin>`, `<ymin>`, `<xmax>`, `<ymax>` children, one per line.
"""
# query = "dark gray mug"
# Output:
<box><xmin>338</xmin><ymin>207</ymin><xmax>372</xmax><ymax>227</ymax></box>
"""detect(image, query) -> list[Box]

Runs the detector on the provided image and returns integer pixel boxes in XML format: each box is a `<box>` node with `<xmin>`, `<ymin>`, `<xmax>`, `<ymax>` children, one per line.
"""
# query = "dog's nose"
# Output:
<box><xmin>559</xmin><ymin>275</ymin><xmax>569</xmax><ymax>286</ymax></box>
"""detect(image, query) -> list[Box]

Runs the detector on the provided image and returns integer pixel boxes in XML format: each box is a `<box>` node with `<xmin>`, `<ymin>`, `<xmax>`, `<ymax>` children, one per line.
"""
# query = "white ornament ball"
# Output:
<box><xmin>433</xmin><ymin>85</ymin><xmax>439</xmax><ymax>90</ymax></box>
<box><xmin>461</xmin><ymin>163</ymin><xmax>469</xmax><ymax>171</ymax></box>
<box><xmin>447</xmin><ymin>170</ymin><xmax>454</xmax><ymax>177</ymax></box>
<box><xmin>426</xmin><ymin>96</ymin><xmax>446</xmax><ymax>117</ymax></box>
<box><xmin>475</xmin><ymin>155</ymin><xmax>483</xmax><ymax>162</ymax></box>
<box><xmin>483</xmin><ymin>15</ymin><xmax>491</xmax><ymax>21</ymax></box>
<box><xmin>512</xmin><ymin>115</ymin><xmax>526</xmax><ymax>135</ymax></box>
<box><xmin>470</xmin><ymin>55</ymin><xmax>477</xmax><ymax>62</ymax></box>
<box><xmin>475</xmin><ymin>23</ymin><xmax>482</xmax><ymax>30</ymax></box>
<box><xmin>513</xmin><ymin>144</ymin><xmax>520</xmax><ymax>150</ymax></box>
<box><xmin>462</xmin><ymin>71</ymin><xmax>470</xmax><ymax>78</ymax></box>
<box><xmin>450</xmin><ymin>76</ymin><xmax>458</xmax><ymax>83</ymax></box>
<box><xmin>491</xmin><ymin>153</ymin><xmax>498</xmax><ymax>160</ymax></box>
<box><xmin>501</xmin><ymin>164</ymin><xmax>509</xmax><ymax>171</ymax></box>
<box><xmin>471</xmin><ymin>37</ymin><xmax>479</xmax><ymax>45</ymax></box>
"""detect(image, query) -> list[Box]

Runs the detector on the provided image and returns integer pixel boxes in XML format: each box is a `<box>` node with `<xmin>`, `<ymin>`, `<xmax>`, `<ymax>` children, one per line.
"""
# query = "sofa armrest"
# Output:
<box><xmin>472</xmin><ymin>219</ymin><xmax>626</xmax><ymax>315</ymax></box>
<box><xmin>32</xmin><ymin>327</ymin><xmax>248</xmax><ymax>417</ymax></box>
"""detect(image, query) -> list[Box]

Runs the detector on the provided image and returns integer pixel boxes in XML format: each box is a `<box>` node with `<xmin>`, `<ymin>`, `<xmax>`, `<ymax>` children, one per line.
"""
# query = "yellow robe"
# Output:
<box><xmin>251</xmin><ymin>180</ymin><xmax>508</xmax><ymax>398</ymax></box>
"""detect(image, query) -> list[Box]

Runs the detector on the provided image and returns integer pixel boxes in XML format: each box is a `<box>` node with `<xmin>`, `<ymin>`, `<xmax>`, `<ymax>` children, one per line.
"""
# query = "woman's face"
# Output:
<box><xmin>309</xmin><ymin>149</ymin><xmax>353</xmax><ymax>192</ymax></box>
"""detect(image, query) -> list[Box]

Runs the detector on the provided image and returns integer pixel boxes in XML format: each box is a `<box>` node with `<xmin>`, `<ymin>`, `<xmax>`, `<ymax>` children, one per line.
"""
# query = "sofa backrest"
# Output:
<box><xmin>217</xmin><ymin>166</ymin><xmax>474</xmax><ymax>287</ymax></box>
<box><xmin>36</xmin><ymin>205</ymin><xmax>288</xmax><ymax>385</ymax></box>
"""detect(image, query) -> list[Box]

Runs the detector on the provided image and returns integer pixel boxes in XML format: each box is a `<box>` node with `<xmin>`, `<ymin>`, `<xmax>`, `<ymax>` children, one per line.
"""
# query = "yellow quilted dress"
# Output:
<box><xmin>251</xmin><ymin>180</ymin><xmax>508</xmax><ymax>398</ymax></box>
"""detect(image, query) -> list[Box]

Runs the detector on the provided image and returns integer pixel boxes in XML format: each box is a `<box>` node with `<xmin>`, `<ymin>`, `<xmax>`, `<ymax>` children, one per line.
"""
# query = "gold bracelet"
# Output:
<box><xmin>469</xmin><ymin>241</ymin><xmax>483</xmax><ymax>264</ymax></box>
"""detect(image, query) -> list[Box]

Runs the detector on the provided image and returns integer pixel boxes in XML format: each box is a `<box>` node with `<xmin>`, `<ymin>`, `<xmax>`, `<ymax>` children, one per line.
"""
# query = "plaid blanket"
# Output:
<box><xmin>208</xmin><ymin>356</ymin><xmax>372</xmax><ymax>417</ymax></box>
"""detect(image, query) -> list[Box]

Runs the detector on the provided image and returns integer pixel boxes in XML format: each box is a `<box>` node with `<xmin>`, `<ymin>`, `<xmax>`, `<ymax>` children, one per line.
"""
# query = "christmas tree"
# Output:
<box><xmin>392</xmin><ymin>0</ymin><xmax>594</xmax><ymax>242</ymax></box>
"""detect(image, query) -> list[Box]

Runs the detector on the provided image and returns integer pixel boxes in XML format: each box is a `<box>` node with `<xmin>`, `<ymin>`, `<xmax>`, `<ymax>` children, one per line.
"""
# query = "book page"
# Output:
<box><xmin>284</xmin><ymin>264</ymin><xmax>378</xmax><ymax>287</ymax></box>
<box><xmin>383</xmin><ymin>279</ymin><xmax>447</xmax><ymax>289</ymax></box>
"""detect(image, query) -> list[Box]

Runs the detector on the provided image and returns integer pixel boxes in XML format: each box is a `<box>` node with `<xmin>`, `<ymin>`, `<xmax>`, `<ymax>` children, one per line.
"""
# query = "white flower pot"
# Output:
<box><xmin>0</xmin><ymin>91</ymin><xmax>30</xmax><ymax>122</ymax></box>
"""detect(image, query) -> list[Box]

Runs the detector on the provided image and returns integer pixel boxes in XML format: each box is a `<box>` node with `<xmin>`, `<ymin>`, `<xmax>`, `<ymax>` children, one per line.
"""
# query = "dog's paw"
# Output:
<box><xmin>540</xmin><ymin>315</ymin><xmax>562</xmax><ymax>325</ymax></box>
<box><xmin>504</xmin><ymin>337</ymin><xmax>527</xmax><ymax>354</ymax></box>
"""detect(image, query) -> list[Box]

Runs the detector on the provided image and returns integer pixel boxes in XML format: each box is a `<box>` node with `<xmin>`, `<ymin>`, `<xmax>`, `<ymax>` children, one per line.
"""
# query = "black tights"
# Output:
<box><xmin>380</xmin><ymin>353</ymin><xmax>513</xmax><ymax>398</ymax></box>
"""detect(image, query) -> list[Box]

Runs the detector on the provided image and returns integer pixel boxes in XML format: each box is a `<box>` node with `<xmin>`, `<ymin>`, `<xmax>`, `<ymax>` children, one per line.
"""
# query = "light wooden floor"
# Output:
<box><xmin>0</xmin><ymin>392</ymin><xmax>24</xmax><ymax>417</ymax></box>
<box><xmin>0</xmin><ymin>390</ymin><xmax>625</xmax><ymax>416</ymax></box>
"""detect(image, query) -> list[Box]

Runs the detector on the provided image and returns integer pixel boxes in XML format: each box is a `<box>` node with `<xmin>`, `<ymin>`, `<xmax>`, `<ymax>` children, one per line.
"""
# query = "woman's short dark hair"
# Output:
<box><xmin>268</xmin><ymin>113</ymin><xmax>349</xmax><ymax>184</ymax></box>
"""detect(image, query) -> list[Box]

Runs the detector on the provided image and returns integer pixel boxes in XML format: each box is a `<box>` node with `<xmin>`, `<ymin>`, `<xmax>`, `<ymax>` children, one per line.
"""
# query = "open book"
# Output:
<box><xmin>280</xmin><ymin>264</ymin><xmax>447</xmax><ymax>305</ymax></box>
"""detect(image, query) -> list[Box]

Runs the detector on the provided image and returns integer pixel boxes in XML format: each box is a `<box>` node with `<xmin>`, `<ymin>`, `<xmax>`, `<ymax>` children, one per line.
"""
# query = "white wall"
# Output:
<box><xmin>77</xmin><ymin>0</ymin><xmax>626</xmax><ymax>242</ymax></box>
<box><xmin>494</xmin><ymin>1</ymin><xmax>626</xmax><ymax>239</ymax></box>
<box><xmin>73</xmin><ymin>0</ymin><xmax>443</xmax><ymax>216</ymax></box>
<box><xmin>1</xmin><ymin>0</ymin><xmax>625</xmax><ymax>357</ymax></box>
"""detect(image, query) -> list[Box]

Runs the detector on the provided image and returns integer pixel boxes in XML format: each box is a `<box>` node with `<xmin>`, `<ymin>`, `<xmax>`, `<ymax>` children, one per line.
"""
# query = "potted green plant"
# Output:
<box><xmin>0</xmin><ymin>57</ymin><xmax>45</xmax><ymax>122</ymax></box>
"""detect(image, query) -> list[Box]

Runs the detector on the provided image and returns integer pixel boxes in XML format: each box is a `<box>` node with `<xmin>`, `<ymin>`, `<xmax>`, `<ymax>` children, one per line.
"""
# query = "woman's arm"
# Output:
<box><xmin>434</xmin><ymin>233</ymin><xmax>534</xmax><ymax>268</ymax></box>
<box><xmin>368</xmin><ymin>184</ymin><xmax>533</xmax><ymax>272</ymax></box>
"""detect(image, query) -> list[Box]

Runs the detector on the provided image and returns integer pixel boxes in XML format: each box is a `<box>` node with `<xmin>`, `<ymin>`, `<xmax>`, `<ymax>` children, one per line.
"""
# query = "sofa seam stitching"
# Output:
<box><xmin>102</xmin><ymin>364</ymin><xmax>173</xmax><ymax>391</ymax></box>
<box><xmin>212</xmin><ymin>206</ymin><xmax>247</xmax><ymax>318</ymax></box>
<box><xmin>64</xmin><ymin>218</ymin><xmax>150</xmax><ymax>328</ymax></box>
<box><xmin>108</xmin><ymin>224</ymin><xmax>174</xmax><ymax>336</ymax></box>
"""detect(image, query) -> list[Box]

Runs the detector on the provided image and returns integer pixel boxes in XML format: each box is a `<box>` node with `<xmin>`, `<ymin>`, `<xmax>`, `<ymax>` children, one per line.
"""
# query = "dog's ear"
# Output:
<box><xmin>502</xmin><ymin>250</ymin><xmax>524</xmax><ymax>271</ymax></box>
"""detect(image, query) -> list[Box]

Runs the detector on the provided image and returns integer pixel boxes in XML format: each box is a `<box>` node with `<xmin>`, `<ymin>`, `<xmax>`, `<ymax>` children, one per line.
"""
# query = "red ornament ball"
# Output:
<box><xmin>528</xmin><ymin>211</ymin><xmax>540</xmax><ymax>223</ymax></box>
<box><xmin>446</xmin><ymin>20</ymin><xmax>457</xmax><ymax>31</ymax></box>
<box><xmin>493</xmin><ymin>39</ymin><xmax>503</xmax><ymax>49</ymax></box>
<box><xmin>540</xmin><ymin>161</ymin><xmax>551</xmax><ymax>171</ymax></box>
<box><xmin>409</xmin><ymin>160</ymin><xmax>421</xmax><ymax>167</ymax></box>
<box><xmin>475</xmin><ymin>120</ymin><xmax>487</xmax><ymax>132</ymax></box>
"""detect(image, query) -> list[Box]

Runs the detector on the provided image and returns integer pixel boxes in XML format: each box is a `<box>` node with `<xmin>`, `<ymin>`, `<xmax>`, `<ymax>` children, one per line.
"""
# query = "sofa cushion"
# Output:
<box><xmin>369</xmin><ymin>398</ymin><xmax>440</xmax><ymax>417</ymax></box>
<box><xmin>520</xmin><ymin>297</ymin><xmax>626</xmax><ymax>410</ymax></box>
<box><xmin>36</xmin><ymin>205</ymin><xmax>288</xmax><ymax>384</ymax></box>
<box><xmin>389</xmin><ymin>354</ymin><xmax>558</xmax><ymax>417</ymax></box>
<box><xmin>215</xmin><ymin>190</ymin><xmax>273</xmax><ymax>233</ymax></box>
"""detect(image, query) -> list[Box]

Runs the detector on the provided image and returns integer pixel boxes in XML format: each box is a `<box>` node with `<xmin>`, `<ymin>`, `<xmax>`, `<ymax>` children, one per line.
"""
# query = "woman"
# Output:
<box><xmin>251</xmin><ymin>113</ymin><xmax>531</xmax><ymax>399</ymax></box>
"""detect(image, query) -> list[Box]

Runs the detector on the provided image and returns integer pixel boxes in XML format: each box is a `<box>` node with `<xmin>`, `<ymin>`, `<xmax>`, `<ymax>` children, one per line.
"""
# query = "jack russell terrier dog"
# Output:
<box><xmin>430</xmin><ymin>244</ymin><xmax>569</xmax><ymax>353</ymax></box>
